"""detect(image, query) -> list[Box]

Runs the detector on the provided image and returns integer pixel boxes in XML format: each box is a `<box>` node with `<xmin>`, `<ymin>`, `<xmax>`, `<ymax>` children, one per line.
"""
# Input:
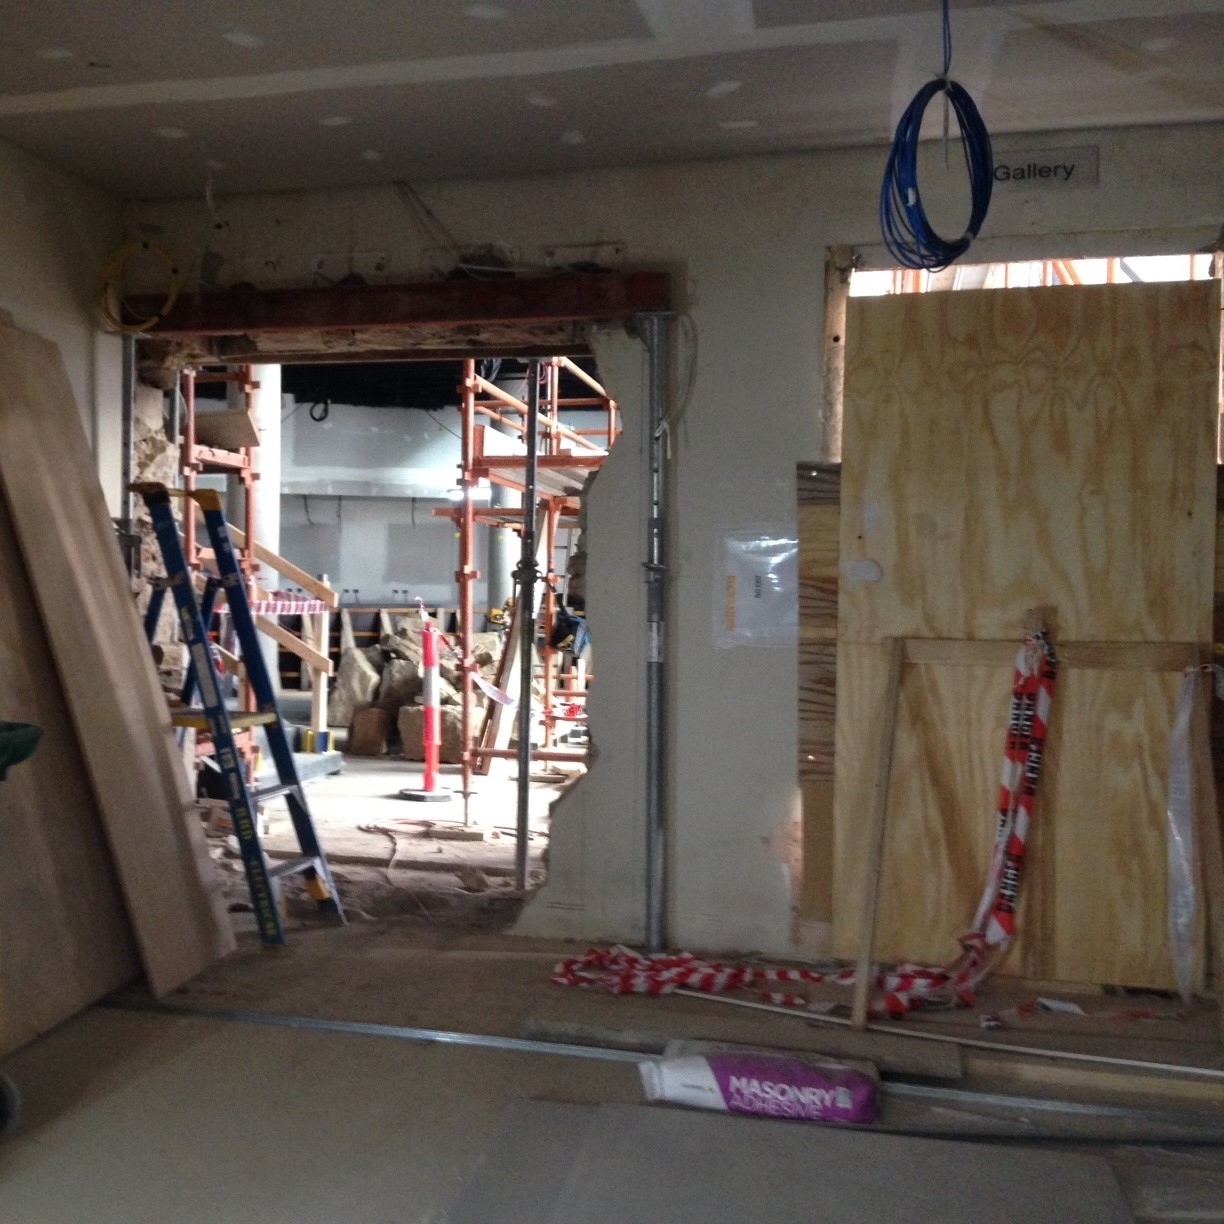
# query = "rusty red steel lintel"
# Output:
<box><xmin>126</xmin><ymin>271</ymin><xmax>672</xmax><ymax>337</ymax></box>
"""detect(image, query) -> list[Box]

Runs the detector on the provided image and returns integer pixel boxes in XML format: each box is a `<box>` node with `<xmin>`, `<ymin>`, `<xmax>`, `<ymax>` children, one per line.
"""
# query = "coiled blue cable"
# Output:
<box><xmin>879</xmin><ymin>0</ymin><xmax>994</xmax><ymax>271</ymax></box>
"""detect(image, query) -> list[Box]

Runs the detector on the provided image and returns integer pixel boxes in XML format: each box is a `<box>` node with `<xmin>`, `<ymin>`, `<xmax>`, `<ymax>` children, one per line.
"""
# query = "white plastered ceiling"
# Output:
<box><xmin>0</xmin><ymin>0</ymin><xmax>1221</xmax><ymax>199</ymax></box>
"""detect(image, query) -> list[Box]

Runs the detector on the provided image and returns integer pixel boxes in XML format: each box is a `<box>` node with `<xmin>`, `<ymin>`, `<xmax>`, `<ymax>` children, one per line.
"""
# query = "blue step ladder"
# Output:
<box><xmin>136</xmin><ymin>482</ymin><xmax>344</xmax><ymax>946</ymax></box>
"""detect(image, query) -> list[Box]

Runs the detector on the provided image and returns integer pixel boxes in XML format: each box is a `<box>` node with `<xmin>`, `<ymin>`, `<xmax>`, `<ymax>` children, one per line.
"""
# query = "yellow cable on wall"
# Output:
<box><xmin>97</xmin><ymin>239</ymin><xmax>183</xmax><ymax>333</ymax></box>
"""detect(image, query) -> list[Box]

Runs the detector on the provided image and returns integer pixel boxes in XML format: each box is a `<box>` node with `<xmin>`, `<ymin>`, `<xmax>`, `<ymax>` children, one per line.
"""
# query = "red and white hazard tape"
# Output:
<box><xmin>554</xmin><ymin>628</ymin><xmax>1059</xmax><ymax>1018</ymax></box>
<box><xmin>550</xmin><ymin>945</ymin><xmax>821</xmax><ymax>1010</ymax></box>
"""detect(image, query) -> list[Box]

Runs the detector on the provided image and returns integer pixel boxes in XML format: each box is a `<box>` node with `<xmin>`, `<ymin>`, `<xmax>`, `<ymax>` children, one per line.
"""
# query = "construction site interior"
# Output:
<box><xmin>2</xmin><ymin>2</ymin><xmax>1224</xmax><ymax>1221</ymax></box>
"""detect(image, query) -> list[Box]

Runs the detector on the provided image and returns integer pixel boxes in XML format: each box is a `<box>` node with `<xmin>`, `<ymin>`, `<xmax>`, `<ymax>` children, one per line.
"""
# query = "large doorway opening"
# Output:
<box><xmin>140</xmin><ymin>348</ymin><xmax>620</xmax><ymax>932</ymax></box>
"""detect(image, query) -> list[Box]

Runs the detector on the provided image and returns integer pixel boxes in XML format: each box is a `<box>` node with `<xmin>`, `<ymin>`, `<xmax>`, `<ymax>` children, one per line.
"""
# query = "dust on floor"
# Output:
<box><xmin>209</xmin><ymin>753</ymin><xmax>569</xmax><ymax>929</ymax></box>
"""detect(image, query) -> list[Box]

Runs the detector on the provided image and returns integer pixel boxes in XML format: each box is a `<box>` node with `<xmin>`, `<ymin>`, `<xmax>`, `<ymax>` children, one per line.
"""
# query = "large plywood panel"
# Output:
<box><xmin>838</xmin><ymin>283</ymin><xmax>1216</xmax><ymax>647</ymax></box>
<box><xmin>0</xmin><ymin>320</ymin><xmax>234</xmax><ymax>996</ymax></box>
<box><xmin>0</xmin><ymin>495</ymin><xmax>138</xmax><ymax>1056</ymax></box>
<box><xmin>833</xmin><ymin>283</ymin><xmax>1219</xmax><ymax>986</ymax></box>
<box><xmin>1043</xmin><ymin>667</ymin><xmax>1186</xmax><ymax>986</ymax></box>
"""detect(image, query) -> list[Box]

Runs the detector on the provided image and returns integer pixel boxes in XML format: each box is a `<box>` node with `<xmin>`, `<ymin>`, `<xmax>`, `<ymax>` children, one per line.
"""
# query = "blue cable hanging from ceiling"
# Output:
<box><xmin>879</xmin><ymin>0</ymin><xmax>994</xmax><ymax>271</ymax></box>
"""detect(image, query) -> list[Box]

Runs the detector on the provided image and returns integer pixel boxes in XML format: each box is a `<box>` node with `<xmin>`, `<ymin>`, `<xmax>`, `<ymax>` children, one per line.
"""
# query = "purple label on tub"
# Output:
<box><xmin>706</xmin><ymin>1053</ymin><xmax>877</xmax><ymax>1125</ymax></box>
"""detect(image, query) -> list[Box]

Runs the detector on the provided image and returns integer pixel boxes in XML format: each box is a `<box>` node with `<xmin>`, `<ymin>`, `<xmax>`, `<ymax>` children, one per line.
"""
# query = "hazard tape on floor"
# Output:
<box><xmin>553</xmin><ymin>628</ymin><xmax>1059</xmax><ymax>1018</ymax></box>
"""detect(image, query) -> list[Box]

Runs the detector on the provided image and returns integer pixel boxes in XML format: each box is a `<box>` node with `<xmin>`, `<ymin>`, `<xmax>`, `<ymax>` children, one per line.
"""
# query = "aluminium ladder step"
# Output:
<box><xmin>251</xmin><ymin>781</ymin><xmax>298</xmax><ymax>804</ymax></box>
<box><xmin>267</xmin><ymin>855</ymin><xmax>320</xmax><ymax>879</ymax></box>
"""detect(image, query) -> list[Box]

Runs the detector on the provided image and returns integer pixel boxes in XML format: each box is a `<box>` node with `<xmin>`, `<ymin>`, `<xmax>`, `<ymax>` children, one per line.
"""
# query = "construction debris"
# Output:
<box><xmin>399</xmin><ymin>703</ymin><xmax>464</xmax><ymax>763</ymax></box>
<box><xmin>377</xmin><ymin>657</ymin><xmax>424</xmax><ymax>711</ymax></box>
<box><xmin>330</xmin><ymin>647</ymin><xmax>383</xmax><ymax>729</ymax></box>
<box><xmin>348</xmin><ymin>706</ymin><xmax>392</xmax><ymax>757</ymax></box>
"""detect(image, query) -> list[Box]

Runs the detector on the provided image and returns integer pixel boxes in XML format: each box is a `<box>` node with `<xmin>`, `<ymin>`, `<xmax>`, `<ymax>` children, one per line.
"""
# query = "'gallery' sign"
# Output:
<box><xmin>993</xmin><ymin>146</ymin><xmax>1099</xmax><ymax>188</ymax></box>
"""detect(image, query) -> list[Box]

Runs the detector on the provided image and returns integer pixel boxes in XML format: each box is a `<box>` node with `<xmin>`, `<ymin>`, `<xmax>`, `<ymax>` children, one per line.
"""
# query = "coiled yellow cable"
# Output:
<box><xmin>97</xmin><ymin>239</ymin><xmax>183</xmax><ymax>333</ymax></box>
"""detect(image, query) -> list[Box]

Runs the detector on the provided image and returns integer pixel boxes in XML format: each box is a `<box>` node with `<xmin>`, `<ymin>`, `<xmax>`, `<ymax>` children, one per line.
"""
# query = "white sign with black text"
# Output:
<box><xmin>993</xmin><ymin>145</ymin><xmax>1099</xmax><ymax>189</ymax></box>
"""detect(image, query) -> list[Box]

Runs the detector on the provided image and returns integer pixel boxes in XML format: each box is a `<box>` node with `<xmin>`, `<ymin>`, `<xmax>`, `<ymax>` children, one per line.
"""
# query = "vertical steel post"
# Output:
<box><xmin>458</xmin><ymin>360</ymin><xmax>477</xmax><ymax>824</ymax></box>
<box><xmin>641</xmin><ymin>312</ymin><xmax>672</xmax><ymax>953</ymax></box>
<box><xmin>119</xmin><ymin>334</ymin><xmax>136</xmax><ymax>525</ymax></box>
<box><xmin>541</xmin><ymin>502</ymin><xmax>559</xmax><ymax>750</ymax></box>
<box><xmin>515</xmin><ymin>360</ymin><xmax>542</xmax><ymax>890</ymax></box>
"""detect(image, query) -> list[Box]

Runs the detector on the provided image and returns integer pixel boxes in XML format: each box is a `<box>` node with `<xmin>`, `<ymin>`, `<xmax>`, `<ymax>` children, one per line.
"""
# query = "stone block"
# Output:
<box><xmin>330</xmin><ymin>646</ymin><xmax>383</xmax><ymax>729</ymax></box>
<box><xmin>398</xmin><ymin>703</ymin><xmax>464</xmax><ymax>763</ymax></box>
<box><xmin>377</xmin><ymin>657</ymin><xmax>422</xmax><ymax>711</ymax></box>
<box><xmin>348</xmin><ymin>705</ymin><xmax>391</xmax><ymax>757</ymax></box>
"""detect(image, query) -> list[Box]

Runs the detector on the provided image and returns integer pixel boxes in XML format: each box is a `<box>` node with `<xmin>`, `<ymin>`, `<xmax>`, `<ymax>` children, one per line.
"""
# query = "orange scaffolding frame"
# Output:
<box><xmin>177</xmin><ymin>364</ymin><xmax>263</xmax><ymax>773</ymax></box>
<box><xmin>449</xmin><ymin>356</ymin><xmax>619</xmax><ymax>821</ymax></box>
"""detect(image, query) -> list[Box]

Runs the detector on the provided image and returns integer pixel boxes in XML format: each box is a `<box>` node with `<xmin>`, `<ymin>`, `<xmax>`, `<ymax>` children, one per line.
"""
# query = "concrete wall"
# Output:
<box><xmin>278</xmin><ymin>394</ymin><xmax>581</xmax><ymax>607</ymax></box>
<box><xmin>135</xmin><ymin>121</ymin><xmax>1224</xmax><ymax>956</ymax></box>
<box><xmin>280</xmin><ymin>493</ymin><xmax>474</xmax><ymax>607</ymax></box>
<box><xmin>282</xmin><ymin>396</ymin><xmax>463</xmax><ymax>499</ymax></box>
<box><xmin>280</xmin><ymin>395</ymin><xmax>480</xmax><ymax>605</ymax></box>
<box><xmin>0</xmin><ymin>139</ymin><xmax>124</xmax><ymax>510</ymax></box>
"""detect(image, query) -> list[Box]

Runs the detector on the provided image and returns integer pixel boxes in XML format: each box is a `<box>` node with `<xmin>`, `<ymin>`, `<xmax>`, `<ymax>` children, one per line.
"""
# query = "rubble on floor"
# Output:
<box><xmin>332</xmin><ymin>619</ymin><xmax>505</xmax><ymax>756</ymax></box>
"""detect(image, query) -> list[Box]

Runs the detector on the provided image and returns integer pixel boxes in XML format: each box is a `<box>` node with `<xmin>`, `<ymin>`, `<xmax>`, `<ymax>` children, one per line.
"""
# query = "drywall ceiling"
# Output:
<box><xmin>0</xmin><ymin>0</ymin><xmax>1220</xmax><ymax>200</ymax></box>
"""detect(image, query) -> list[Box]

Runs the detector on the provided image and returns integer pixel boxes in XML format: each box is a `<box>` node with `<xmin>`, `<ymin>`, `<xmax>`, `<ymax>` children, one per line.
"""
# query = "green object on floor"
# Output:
<box><xmin>0</xmin><ymin>722</ymin><xmax>42</xmax><ymax>781</ymax></box>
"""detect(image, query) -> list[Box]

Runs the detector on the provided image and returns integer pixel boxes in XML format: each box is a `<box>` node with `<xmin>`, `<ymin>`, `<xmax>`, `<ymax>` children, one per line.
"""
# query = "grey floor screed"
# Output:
<box><xmin>441</xmin><ymin>1100</ymin><xmax>1133</xmax><ymax>1224</ymax></box>
<box><xmin>2</xmin><ymin>1008</ymin><xmax>1220</xmax><ymax>1222</ymax></box>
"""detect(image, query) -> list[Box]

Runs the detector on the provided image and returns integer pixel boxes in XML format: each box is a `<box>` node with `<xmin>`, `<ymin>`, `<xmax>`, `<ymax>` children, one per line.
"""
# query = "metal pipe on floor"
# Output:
<box><xmin>678</xmin><ymin>990</ymin><xmax>1224</xmax><ymax>1080</ymax></box>
<box><xmin>641</xmin><ymin>312</ymin><xmax>673</xmax><ymax>954</ymax></box>
<box><xmin>103</xmin><ymin>999</ymin><xmax>1224</xmax><ymax>1142</ymax></box>
<box><xmin>514</xmin><ymin>360</ymin><xmax>542</xmax><ymax>890</ymax></box>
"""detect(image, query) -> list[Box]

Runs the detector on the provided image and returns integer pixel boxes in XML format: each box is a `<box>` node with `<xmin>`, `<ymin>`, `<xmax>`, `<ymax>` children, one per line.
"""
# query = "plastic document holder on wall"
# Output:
<box><xmin>715</xmin><ymin>525</ymin><xmax>799</xmax><ymax>648</ymax></box>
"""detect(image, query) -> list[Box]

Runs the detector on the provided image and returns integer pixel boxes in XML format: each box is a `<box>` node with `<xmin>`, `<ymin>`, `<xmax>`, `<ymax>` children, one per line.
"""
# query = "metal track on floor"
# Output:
<box><xmin>101</xmin><ymin>998</ymin><xmax>1224</xmax><ymax>1144</ymax></box>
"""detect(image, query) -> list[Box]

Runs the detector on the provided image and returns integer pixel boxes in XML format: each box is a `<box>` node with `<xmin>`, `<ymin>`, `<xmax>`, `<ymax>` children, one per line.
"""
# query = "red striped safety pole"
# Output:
<box><xmin>399</xmin><ymin>614</ymin><xmax>452</xmax><ymax>804</ymax></box>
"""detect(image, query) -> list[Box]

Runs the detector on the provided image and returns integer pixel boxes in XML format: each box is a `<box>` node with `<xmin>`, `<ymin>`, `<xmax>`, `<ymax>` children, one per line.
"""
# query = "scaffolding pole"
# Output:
<box><xmin>641</xmin><ymin>312</ymin><xmax>673</xmax><ymax>954</ymax></box>
<box><xmin>515</xmin><ymin>360</ymin><xmax>541</xmax><ymax>889</ymax></box>
<box><xmin>453</xmin><ymin>355</ymin><xmax>617</xmax><ymax>824</ymax></box>
<box><xmin>457</xmin><ymin>358</ymin><xmax>478</xmax><ymax>825</ymax></box>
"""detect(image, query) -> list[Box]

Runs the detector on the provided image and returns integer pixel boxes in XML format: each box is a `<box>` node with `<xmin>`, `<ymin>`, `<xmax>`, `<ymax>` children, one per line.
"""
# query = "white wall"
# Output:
<box><xmin>279</xmin><ymin>395</ymin><xmax>482</xmax><ymax>605</ymax></box>
<box><xmin>136</xmin><ymin>122</ymin><xmax>1224</xmax><ymax>956</ymax></box>
<box><xmin>0</xmin><ymin>139</ymin><xmax>124</xmax><ymax>510</ymax></box>
<box><xmin>282</xmin><ymin>396</ymin><xmax>462</xmax><ymax>499</ymax></box>
<box><xmin>280</xmin><ymin>492</ymin><xmax>475</xmax><ymax>607</ymax></box>
<box><xmin>279</xmin><ymin>394</ymin><xmax>584</xmax><ymax>607</ymax></box>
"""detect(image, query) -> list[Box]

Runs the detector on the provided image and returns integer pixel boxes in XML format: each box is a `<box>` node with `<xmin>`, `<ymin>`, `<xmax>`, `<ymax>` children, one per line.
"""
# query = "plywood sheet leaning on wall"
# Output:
<box><xmin>0</xmin><ymin>319</ymin><xmax>234</xmax><ymax>996</ymax></box>
<box><xmin>833</xmin><ymin>282</ymin><xmax>1220</xmax><ymax>988</ymax></box>
<box><xmin>0</xmin><ymin>493</ymin><xmax>139</xmax><ymax>1056</ymax></box>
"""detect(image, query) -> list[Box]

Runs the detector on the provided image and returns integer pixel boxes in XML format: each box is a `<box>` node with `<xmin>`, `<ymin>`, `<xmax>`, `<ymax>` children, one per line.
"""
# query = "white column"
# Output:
<box><xmin>251</xmin><ymin>366</ymin><xmax>282</xmax><ymax>578</ymax></box>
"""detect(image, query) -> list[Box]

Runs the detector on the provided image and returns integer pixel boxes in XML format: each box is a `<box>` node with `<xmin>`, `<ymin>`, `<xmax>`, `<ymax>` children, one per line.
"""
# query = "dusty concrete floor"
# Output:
<box><xmin>215</xmin><ymin>755</ymin><xmax>568</xmax><ymax>925</ymax></box>
<box><xmin>0</xmin><ymin>1008</ymin><xmax>641</xmax><ymax>1224</ymax></box>
<box><xmin>4</xmin><ymin>924</ymin><xmax>1224</xmax><ymax>1221</ymax></box>
<box><xmin>6</xmin><ymin>756</ymin><xmax>1224</xmax><ymax>1220</ymax></box>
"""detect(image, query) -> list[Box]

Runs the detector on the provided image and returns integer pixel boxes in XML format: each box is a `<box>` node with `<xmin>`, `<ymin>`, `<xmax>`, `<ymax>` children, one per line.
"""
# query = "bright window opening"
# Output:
<box><xmin>850</xmin><ymin>253</ymin><xmax>1218</xmax><ymax>297</ymax></box>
